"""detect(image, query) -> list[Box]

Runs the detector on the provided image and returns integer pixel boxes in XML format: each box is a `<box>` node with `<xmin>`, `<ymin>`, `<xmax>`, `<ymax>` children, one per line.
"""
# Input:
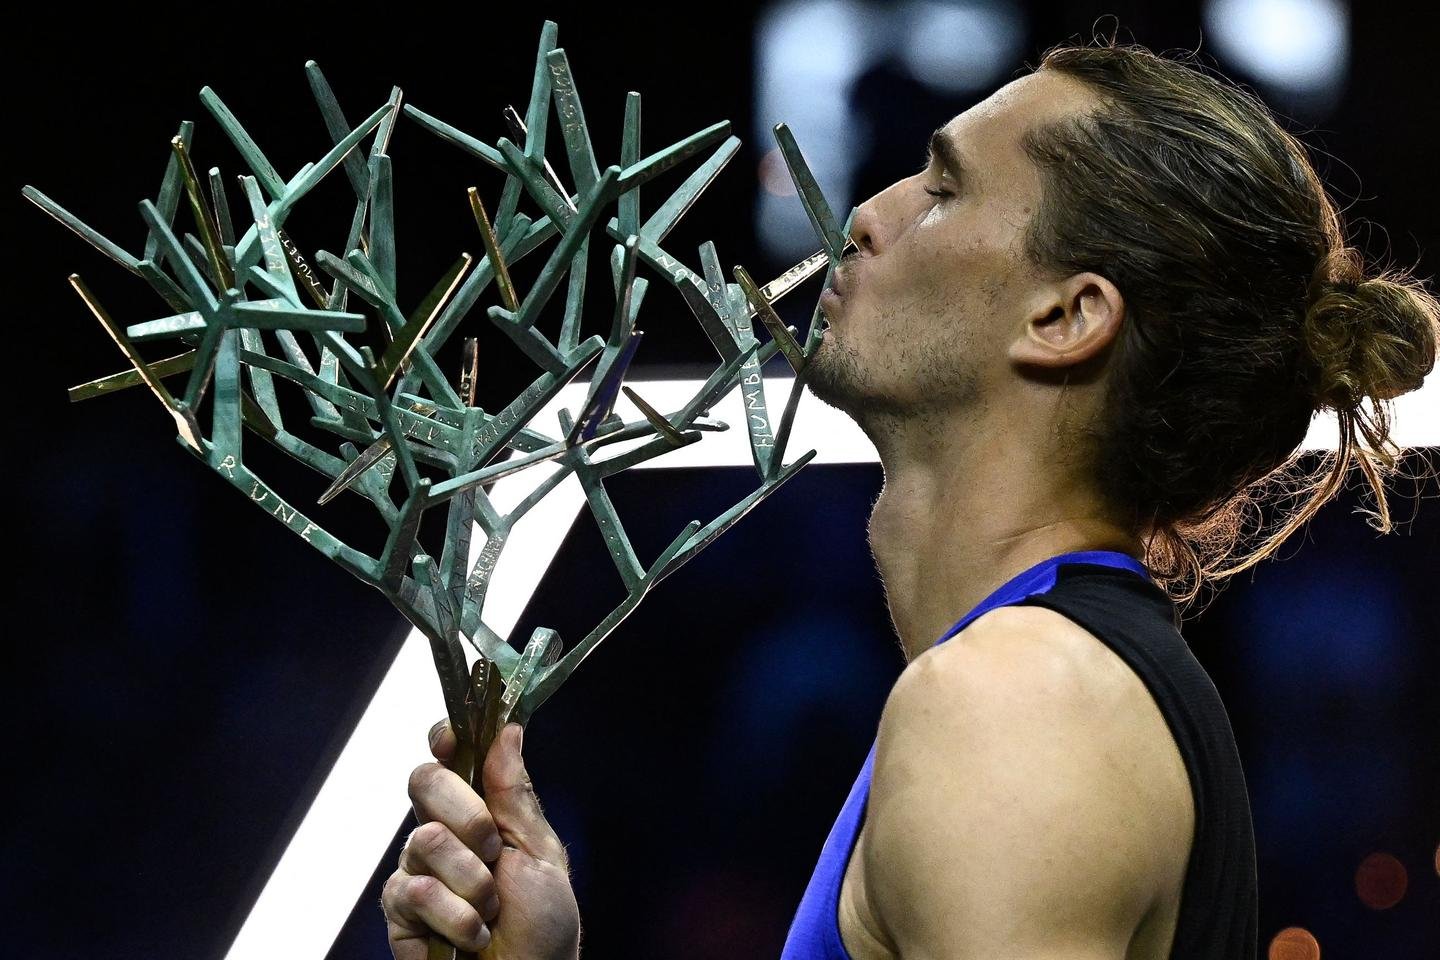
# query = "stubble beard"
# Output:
<box><xmin>805</xmin><ymin>331</ymin><xmax>883</xmax><ymax>416</ymax></box>
<box><xmin>804</xmin><ymin>323</ymin><xmax>982</xmax><ymax>442</ymax></box>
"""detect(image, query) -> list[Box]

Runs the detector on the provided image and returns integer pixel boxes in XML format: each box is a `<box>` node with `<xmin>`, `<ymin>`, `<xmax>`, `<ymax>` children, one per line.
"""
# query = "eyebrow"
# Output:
<box><xmin>927</xmin><ymin>127</ymin><xmax>970</xmax><ymax>189</ymax></box>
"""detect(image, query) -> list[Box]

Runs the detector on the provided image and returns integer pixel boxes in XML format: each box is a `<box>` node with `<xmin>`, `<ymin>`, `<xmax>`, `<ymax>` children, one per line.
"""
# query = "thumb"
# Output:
<box><xmin>481</xmin><ymin>722</ymin><xmax>567</xmax><ymax>867</ymax></box>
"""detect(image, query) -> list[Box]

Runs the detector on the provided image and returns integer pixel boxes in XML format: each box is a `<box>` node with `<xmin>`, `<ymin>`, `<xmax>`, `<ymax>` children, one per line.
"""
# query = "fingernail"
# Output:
<box><xmin>480</xmin><ymin>833</ymin><xmax>503</xmax><ymax>861</ymax></box>
<box><xmin>428</xmin><ymin>719</ymin><xmax>447</xmax><ymax>748</ymax></box>
<box><xmin>474</xmin><ymin>922</ymin><xmax>491</xmax><ymax>950</ymax></box>
<box><xmin>482</xmin><ymin>893</ymin><xmax>500</xmax><ymax>920</ymax></box>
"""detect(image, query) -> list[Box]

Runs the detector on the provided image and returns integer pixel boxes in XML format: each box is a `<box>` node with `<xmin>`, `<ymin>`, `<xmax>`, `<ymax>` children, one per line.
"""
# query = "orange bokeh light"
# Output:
<box><xmin>1268</xmin><ymin>926</ymin><xmax>1320</xmax><ymax>960</ymax></box>
<box><xmin>1355</xmin><ymin>851</ymin><xmax>1408</xmax><ymax>910</ymax></box>
<box><xmin>758</xmin><ymin>149</ymin><xmax>798</xmax><ymax>197</ymax></box>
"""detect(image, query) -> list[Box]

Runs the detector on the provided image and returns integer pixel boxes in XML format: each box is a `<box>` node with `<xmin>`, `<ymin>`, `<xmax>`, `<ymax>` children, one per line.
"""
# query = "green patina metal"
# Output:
<box><xmin>27</xmin><ymin>30</ymin><xmax>853</xmax><ymax>953</ymax></box>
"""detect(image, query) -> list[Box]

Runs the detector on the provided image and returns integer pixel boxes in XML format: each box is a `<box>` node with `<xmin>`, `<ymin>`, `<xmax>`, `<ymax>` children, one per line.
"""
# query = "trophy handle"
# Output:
<box><xmin>429</xmin><ymin>656</ymin><xmax>505</xmax><ymax>960</ymax></box>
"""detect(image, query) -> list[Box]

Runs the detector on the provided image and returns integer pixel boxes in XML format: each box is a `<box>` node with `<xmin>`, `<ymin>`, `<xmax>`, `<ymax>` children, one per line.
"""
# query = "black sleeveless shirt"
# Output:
<box><xmin>1015</xmin><ymin>562</ymin><xmax>1259</xmax><ymax>960</ymax></box>
<box><xmin>780</xmin><ymin>556</ymin><xmax>1259</xmax><ymax>960</ymax></box>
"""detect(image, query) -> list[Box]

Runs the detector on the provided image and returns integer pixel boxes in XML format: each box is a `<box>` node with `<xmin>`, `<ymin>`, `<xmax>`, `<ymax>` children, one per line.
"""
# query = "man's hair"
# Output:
<box><xmin>1022</xmin><ymin>41</ymin><xmax>1440</xmax><ymax>611</ymax></box>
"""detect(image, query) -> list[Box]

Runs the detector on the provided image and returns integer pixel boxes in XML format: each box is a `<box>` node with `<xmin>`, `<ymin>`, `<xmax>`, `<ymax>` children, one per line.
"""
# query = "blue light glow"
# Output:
<box><xmin>1205</xmin><ymin>0</ymin><xmax>1349</xmax><ymax>105</ymax></box>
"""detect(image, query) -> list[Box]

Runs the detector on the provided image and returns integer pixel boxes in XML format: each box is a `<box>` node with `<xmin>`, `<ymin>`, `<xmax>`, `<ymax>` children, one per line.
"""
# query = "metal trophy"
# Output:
<box><xmin>24</xmin><ymin>19</ymin><xmax>854</xmax><ymax>957</ymax></box>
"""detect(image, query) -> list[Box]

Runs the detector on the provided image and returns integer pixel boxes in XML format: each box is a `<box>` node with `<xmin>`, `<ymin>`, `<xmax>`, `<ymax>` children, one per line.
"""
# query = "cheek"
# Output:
<box><xmin>878</xmin><ymin>229</ymin><xmax>977</xmax><ymax>313</ymax></box>
<box><xmin>855</xmin><ymin>201</ymin><xmax>1021</xmax><ymax>328</ymax></box>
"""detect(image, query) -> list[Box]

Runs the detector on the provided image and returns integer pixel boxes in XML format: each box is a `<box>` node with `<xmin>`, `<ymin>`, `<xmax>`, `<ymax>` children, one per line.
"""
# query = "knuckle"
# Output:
<box><xmin>458</xmin><ymin>803</ymin><xmax>497</xmax><ymax>849</ymax></box>
<box><xmin>405</xmin><ymin>872</ymin><xmax>446</xmax><ymax>909</ymax></box>
<box><xmin>380</xmin><ymin>870</ymin><xmax>407</xmax><ymax>907</ymax></box>
<box><xmin>410</xmin><ymin>820</ymin><xmax>452</xmax><ymax>859</ymax></box>
<box><xmin>462</xmin><ymin>863</ymin><xmax>495</xmax><ymax>906</ymax></box>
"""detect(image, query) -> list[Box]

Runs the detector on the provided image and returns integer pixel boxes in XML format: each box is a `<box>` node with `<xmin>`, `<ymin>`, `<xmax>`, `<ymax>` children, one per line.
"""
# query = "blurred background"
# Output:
<box><xmin>4</xmin><ymin>1</ymin><xmax>1437</xmax><ymax>957</ymax></box>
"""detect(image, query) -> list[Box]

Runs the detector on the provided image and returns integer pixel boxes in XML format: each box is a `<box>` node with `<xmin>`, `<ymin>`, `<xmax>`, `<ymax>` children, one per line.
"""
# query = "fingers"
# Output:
<box><xmin>428</xmin><ymin>717</ymin><xmax>458</xmax><ymax>764</ymax></box>
<box><xmin>400</xmin><ymin>821</ymin><xmax>501</xmax><ymax>921</ymax></box>
<box><xmin>389</xmin><ymin>754</ymin><xmax>502</xmax><ymax>960</ymax></box>
<box><xmin>481</xmin><ymin>722</ymin><xmax>569</xmax><ymax>868</ymax></box>
<box><xmin>408</xmin><ymin>762</ymin><xmax>504</xmax><ymax>862</ymax></box>
<box><xmin>382</xmin><ymin>869</ymin><xmax>491</xmax><ymax>957</ymax></box>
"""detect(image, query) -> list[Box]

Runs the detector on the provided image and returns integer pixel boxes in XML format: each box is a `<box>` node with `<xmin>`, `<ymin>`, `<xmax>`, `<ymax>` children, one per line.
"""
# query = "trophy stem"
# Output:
<box><xmin>426</xmin><ymin>655</ymin><xmax>502</xmax><ymax>960</ymax></box>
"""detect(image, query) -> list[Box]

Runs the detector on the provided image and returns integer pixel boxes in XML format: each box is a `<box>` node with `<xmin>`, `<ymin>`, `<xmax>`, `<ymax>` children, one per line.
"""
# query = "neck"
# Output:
<box><xmin>860</xmin><ymin>401</ymin><xmax>1143</xmax><ymax>662</ymax></box>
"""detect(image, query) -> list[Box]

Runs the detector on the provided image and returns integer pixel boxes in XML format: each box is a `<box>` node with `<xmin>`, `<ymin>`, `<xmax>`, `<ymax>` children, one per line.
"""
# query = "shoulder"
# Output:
<box><xmin>865</xmin><ymin>604</ymin><xmax>1194</xmax><ymax>955</ymax></box>
<box><xmin>881</xmin><ymin>604</ymin><xmax>1145</xmax><ymax>736</ymax></box>
<box><xmin>887</xmin><ymin>601</ymin><xmax>1186</xmax><ymax>728</ymax></box>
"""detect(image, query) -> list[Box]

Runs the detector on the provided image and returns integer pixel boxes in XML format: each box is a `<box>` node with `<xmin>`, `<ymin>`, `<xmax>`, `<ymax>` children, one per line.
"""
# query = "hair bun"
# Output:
<box><xmin>1302</xmin><ymin>248</ymin><xmax>1439</xmax><ymax>410</ymax></box>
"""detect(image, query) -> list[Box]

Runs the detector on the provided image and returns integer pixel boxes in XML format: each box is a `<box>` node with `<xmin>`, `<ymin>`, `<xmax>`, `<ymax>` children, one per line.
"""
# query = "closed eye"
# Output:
<box><xmin>918</xmin><ymin>152</ymin><xmax>956</xmax><ymax>200</ymax></box>
<box><xmin>922</xmin><ymin>128</ymin><xmax>969</xmax><ymax>200</ymax></box>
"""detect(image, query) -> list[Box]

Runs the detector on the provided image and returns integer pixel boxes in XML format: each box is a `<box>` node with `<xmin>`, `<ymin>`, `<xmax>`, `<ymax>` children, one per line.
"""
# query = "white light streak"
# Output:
<box><xmin>226</xmin><ymin>370</ymin><xmax>1435</xmax><ymax>959</ymax></box>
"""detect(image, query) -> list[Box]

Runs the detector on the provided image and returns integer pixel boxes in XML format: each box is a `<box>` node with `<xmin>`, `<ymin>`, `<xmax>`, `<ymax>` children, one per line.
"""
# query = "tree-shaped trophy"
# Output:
<box><xmin>23</xmin><ymin>18</ymin><xmax>855</xmax><ymax>959</ymax></box>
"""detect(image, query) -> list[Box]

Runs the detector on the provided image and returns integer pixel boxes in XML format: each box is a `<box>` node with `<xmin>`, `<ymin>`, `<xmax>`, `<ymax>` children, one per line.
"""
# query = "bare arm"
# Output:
<box><xmin>863</xmin><ymin>605</ymin><xmax>1189</xmax><ymax>959</ymax></box>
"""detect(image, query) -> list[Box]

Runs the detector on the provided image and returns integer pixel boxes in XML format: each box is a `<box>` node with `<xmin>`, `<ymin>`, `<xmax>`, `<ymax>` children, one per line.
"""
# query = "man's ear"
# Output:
<box><xmin>1008</xmin><ymin>272</ymin><xmax>1125</xmax><ymax>369</ymax></box>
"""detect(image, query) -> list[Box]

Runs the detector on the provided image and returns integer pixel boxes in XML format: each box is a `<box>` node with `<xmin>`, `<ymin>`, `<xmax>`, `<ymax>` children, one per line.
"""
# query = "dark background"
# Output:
<box><xmin>4</xmin><ymin>1</ymin><xmax>1437</xmax><ymax>958</ymax></box>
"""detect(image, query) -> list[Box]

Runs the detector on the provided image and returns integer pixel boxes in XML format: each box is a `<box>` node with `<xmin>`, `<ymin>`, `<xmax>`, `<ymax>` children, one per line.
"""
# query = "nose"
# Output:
<box><xmin>850</xmin><ymin>197</ymin><xmax>881</xmax><ymax>257</ymax></box>
<box><xmin>847</xmin><ymin>174</ymin><xmax>914</xmax><ymax>258</ymax></box>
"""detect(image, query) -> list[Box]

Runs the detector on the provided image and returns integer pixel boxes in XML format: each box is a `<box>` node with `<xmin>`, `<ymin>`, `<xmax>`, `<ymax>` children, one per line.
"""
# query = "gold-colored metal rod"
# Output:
<box><xmin>317</xmin><ymin>398</ymin><xmax>437</xmax><ymax>505</ymax></box>
<box><xmin>621</xmin><ymin>385</ymin><xmax>685</xmax><ymax>445</ymax></box>
<box><xmin>69</xmin><ymin>350</ymin><xmax>197</xmax><ymax>403</ymax></box>
<box><xmin>317</xmin><ymin>438</ymin><xmax>395</xmax><ymax>505</ymax></box>
<box><xmin>170</xmin><ymin>136</ymin><xmax>234</xmax><ymax>291</ymax></box>
<box><xmin>734</xmin><ymin>264</ymin><xmax>806</xmax><ymax>375</ymax></box>
<box><xmin>320</xmin><ymin>335</ymin><xmax>480</xmax><ymax>506</ymax></box>
<box><xmin>378</xmin><ymin>253</ymin><xmax>473</xmax><ymax>389</ymax></box>
<box><xmin>69</xmin><ymin>273</ymin><xmax>202</xmax><ymax>450</ymax></box>
<box><xmin>749</xmin><ymin>235</ymin><xmax>858</xmax><ymax>317</ymax></box>
<box><xmin>467</xmin><ymin>189</ymin><xmax>519</xmax><ymax>312</ymax></box>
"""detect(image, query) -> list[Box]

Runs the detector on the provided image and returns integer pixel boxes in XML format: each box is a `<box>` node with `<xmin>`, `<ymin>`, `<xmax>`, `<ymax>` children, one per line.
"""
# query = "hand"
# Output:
<box><xmin>381</xmin><ymin>719</ymin><xmax>582</xmax><ymax>960</ymax></box>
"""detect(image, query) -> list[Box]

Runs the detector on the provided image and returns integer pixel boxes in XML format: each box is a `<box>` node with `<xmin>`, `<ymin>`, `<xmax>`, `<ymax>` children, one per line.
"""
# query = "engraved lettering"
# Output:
<box><xmin>276</xmin><ymin>227</ymin><xmax>329</xmax><ymax>301</ymax></box>
<box><xmin>249</xmin><ymin>480</ymin><xmax>268</xmax><ymax>503</ymax></box>
<box><xmin>743</xmin><ymin>372</ymin><xmax>761</xmax><ymax>386</ymax></box>
<box><xmin>273</xmin><ymin>501</ymin><xmax>297</xmax><ymax>524</ymax></box>
<box><xmin>218</xmin><ymin>454</ymin><xmax>237</xmax><ymax>478</ymax></box>
<box><xmin>300</xmin><ymin>522</ymin><xmax>318</xmax><ymax>542</ymax></box>
<box><xmin>465</xmin><ymin>533</ymin><xmax>508</xmax><ymax>595</ymax></box>
<box><xmin>257</xmin><ymin>215</ymin><xmax>286</xmax><ymax>272</ymax></box>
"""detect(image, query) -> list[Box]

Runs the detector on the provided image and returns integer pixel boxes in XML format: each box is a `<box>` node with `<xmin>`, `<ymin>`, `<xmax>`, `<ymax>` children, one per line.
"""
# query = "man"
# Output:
<box><xmin>380</xmin><ymin>40</ymin><xmax>1438</xmax><ymax>960</ymax></box>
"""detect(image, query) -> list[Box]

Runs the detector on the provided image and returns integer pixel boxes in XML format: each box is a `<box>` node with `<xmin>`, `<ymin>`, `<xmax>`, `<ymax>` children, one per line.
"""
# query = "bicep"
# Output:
<box><xmin>864</xmin><ymin>626</ymin><xmax>1162</xmax><ymax>960</ymax></box>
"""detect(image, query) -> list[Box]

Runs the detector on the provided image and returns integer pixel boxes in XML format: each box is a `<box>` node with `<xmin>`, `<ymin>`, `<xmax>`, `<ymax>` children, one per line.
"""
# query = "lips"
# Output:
<box><xmin>828</xmin><ymin>264</ymin><xmax>851</xmax><ymax>298</ymax></box>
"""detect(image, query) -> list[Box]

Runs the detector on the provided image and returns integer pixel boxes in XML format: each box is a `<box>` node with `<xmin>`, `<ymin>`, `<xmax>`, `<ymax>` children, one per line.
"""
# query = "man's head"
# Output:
<box><xmin>807</xmin><ymin>69</ymin><xmax>1122</xmax><ymax>433</ymax></box>
<box><xmin>807</xmin><ymin>41</ymin><xmax>1440</xmax><ymax>606</ymax></box>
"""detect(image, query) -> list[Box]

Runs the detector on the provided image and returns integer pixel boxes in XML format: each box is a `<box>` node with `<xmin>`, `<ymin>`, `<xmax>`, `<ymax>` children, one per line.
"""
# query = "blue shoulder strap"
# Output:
<box><xmin>935</xmin><ymin>549</ymin><xmax>1149</xmax><ymax>645</ymax></box>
